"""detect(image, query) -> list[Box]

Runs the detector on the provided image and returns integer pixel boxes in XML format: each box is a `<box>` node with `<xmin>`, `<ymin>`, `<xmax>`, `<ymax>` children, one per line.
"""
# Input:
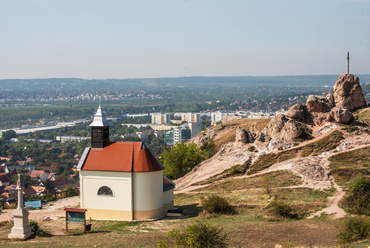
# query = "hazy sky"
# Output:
<box><xmin>1</xmin><ymin>0</ymin><xmax>369</xmax><ymax>79</ymax></box>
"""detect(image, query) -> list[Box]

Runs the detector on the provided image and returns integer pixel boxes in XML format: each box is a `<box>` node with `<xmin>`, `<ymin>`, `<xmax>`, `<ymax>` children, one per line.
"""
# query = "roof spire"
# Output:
<box><xmin>90</xmin><ymin>102</ymin><xmax>109</xmax><ymax>127</ymax></box>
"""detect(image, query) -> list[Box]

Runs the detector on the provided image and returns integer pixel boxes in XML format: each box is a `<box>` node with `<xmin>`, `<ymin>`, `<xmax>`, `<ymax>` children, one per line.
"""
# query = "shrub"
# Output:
<box><xmin>248</xmin><ymin>146</ymin><xmax>257</xmax><ymax>152</ymax></box>
<box><xmin>341</xmin><ymin>177</ymin><xmax>370</xmax><ymax>215</ymax></box>
<box><xmin>336</xmin><ymin>216</ymin><xmax>370</xmax><ymax>244</ymax></box>
<box><xmin>3</xmin><ymin>203</ymin><xmax>16</xmax><ymax>209</ymax></box>
<box><xmin>267</xmin><ymin>201</ymin><xmax>294</xmax><ymax>219</ymax></box>
<box><xmin>30</xmin><ymin>220</ymin><xmax>39</xmax><ymax>234</ymax></box>
<box><xmin>261</xmin><ymin>176</ymin><xmax>272</xmax><ymax>196</ymax></box>
<box><xmin>158</xmin><ymin>221</ymin><xmax>227</xmax><ymax>248</ymax></box>
<box><xmin>29</xmin><ymin>220</ymin><xmax>49</xmax><ymax>237</ymax></box>
<box><xmin>202</xmin><ymin>195</ymin><xmax>236</xmax><ymax>215</ymax></box>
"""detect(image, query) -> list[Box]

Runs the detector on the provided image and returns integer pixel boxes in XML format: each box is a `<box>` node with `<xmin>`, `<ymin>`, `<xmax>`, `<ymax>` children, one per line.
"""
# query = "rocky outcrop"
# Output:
<box><xmin>310</xmin><ymin>112</ymin><xmax>332</xmax><ymax>126</ymax></box>
<box><xmin>280</xmin><ymin>120</ymin><xmax>303</xmax><ymax>141</ymax></box>
<box><xmin>286</xmin><ymin>74</ymin><xmax>366</xmax><ymax>125</ymax></box>
<box><xmin>235</xmin><ymin>126</ymin><xmax>254</xmax><ymax>144</ymax></box>
<box><xmin>262</xmin><ymin>114</ymin><xmax>303</xmax><ymax>141</ymax></box>
<box><xmin>330</xmin><ymin>106</ymin><xmax>353</xmax><ymax>124</ymax></box>
<box><xmin>306</xmin><ymin>94</ymin><xmax>334</xmax><ymax>113</ymax></box>
<box><xmin>254</xmin><ymin>131</ymin><xmax>268</xmax><ymax>142</ymax></box>
<box><xmin>286</xmin><ymin>103</ymin><xmax>307</xmax><ymax>121</ymax></box>
<box><xmin>333</xmin><ymin>74</ymin><xmax>367</xmax><ymax>111</ymax></box>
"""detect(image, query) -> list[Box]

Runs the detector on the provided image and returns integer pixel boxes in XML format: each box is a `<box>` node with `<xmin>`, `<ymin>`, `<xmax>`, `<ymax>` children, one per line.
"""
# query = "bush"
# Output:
<box><xmin>158</xmin><ymin>222</ymin><xmax>227</xmax><ymax>248</ymax></box>
<box><xmin>30</xmin><ymin>220</ymin><xmax>39</xmax><ymax>234</ymax></box>
<box><xmin>341</xmin><ymin>177</ymin><xmax>370</xmax><ymax>215</ymax></box>
<box><xmin>202</xmin><ymin>195</ymin><xmax>236</xmax><ymax>215</ymax></box>
<box><xmin>3</xmin><ymin>203</ymin><xmax>16</xmax><ymax>209</ymax></box>
<box><xmin>29</xmin><ymin>220</ymin><xmax>49</xmax><ymax>237</ymax></box>
<box><xmin>261</xmin><ymin>176</ymin><xmax>272</xmax><ymax>196</ymax></box>
<box><xmin>267</xmin><ymin>201</ymin><xmax>294</xmax><ymax>219</ymax></box>
<box><xmin>336</xmin><ymin>216</ymin><xmax>370</xmax><ymax>244</ymax></box>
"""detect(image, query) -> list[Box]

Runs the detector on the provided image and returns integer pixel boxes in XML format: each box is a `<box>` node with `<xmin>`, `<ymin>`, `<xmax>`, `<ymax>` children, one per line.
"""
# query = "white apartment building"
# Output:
<box><xmin>151</xmin><ymin>113</ymin><xmax>170</xmax><ymax>124</ymax></box>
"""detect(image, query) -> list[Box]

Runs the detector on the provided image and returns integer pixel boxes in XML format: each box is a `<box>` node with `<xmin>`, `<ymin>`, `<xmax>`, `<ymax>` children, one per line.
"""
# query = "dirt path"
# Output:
<box><xmin>0</xmin><ymin>196</ymin><xmax>80</xmax><ymax>223</ymax></box>
<box><xmin>307</xmin><ymin>182</ymin><xmax>346</xmax><ymax>219</ymax></box>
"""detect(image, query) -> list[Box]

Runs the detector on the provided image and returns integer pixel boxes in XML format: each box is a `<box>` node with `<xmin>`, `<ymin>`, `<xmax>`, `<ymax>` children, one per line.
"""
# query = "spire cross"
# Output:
<box><xmin>346</xmin><ymin>52</ymin><xmax>350</xmax><ymax>74</ymax></box>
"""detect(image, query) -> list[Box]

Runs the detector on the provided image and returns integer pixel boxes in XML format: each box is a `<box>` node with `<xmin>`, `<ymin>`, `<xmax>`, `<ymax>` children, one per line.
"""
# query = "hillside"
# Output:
<box><xmin>176</xmin><ymin>74</ymin><xmax>370</xmax><ymax>193</ymax></box>
<box><xmin>1</xmin><ymin>74</ymin><xmax>370</xmax><ymax>247</ymax></box>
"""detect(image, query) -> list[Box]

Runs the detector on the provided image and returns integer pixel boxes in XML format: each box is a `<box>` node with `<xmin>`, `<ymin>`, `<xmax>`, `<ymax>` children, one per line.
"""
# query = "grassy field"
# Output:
<box><xmin>1</xmin><ymin>185</ymin><xmax>364</xmax><ymax>248</ymax></box>
<box><xmin>328</xmin><ymin>146</ymin><xmax>370</xmax><ymax>186</ymax></box>
<box><xmin>1</xmin><ymin>175</ymin><xmax>370</xmax><ymax>247</ymax></box>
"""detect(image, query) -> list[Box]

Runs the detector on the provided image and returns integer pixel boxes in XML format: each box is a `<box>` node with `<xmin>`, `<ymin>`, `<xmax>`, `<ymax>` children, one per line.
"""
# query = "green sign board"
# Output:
<box><xmin>66</xmin><ymin>211</ymin><xmax>85</xmax><ymax>223</ymax></box>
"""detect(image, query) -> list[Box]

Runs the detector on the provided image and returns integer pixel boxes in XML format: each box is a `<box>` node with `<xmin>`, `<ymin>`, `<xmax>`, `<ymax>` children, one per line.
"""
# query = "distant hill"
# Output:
<box><xmin>1</xmin><ymin>74</ymin><xmax>370</xmax><ymax>92</ymax></box>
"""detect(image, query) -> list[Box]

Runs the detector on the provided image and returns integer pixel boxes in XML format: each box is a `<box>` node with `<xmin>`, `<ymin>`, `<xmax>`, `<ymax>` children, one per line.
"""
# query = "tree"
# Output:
<box><xmin>44</xmin><ymin>180</ymin><xmax>54</xmax><ymax>190</ymax></box>
<box><xmin>161</xmin><ymin>142</ymin><xmax>206</xmax><ymax>180</ymax></box>
<box><xmin>1</xmin><ymin>130</ymin><xmax>16</xmax><ymax>141</ymax></box>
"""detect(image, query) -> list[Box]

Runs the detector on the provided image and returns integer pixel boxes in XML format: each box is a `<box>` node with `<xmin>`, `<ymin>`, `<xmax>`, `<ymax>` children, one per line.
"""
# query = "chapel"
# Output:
<box><xmin>77</xmin><ymin>105</ymin><xmax>175</xmax><ymax>220</ymax></box>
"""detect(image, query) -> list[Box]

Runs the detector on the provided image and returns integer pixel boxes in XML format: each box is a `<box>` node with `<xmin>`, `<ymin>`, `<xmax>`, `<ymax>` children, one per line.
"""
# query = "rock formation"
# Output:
<box><xmin>262</xmin><ymin>114</ymin><xmax>303</xmax><ymax>141</ymax></box>
<box><xmin>306</xmin><ymin>94</ymin><xmax>334</xmax><ymax>113</ymax></box>
<box><xmin>235</xmin><ymin>126</ymin><xmax>254</xmax><ymax>144</ymax></box>
<box><xmin>333</xmin><ymin>74</ymin><xmax>367</xmax><ymax>111</ymax></box>
<box><xmin>286</xmin><ymin>103</ymin><xmax>307</xmax><ymax>121</ymax></box>
<box><xmin>330</xmin><ymin>106</ymin><xmax>353</xmax><ymax>124</ymax></box>
<box><xmin>286</xmin><ymin>74</ymin><xmax>366</xmax><ymax>125</ymax></box>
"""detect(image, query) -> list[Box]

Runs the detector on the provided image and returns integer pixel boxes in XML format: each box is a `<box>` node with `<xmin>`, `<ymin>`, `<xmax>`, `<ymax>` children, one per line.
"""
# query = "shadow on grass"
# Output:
<box><xmin>45</xmin><ymin>230</ymin><xmax>112</xmax><ymax>237</ymax></box>
<box><xmin>166</xmin><ymin>204</ymin><xmax>201</xmax><ymax>220</ymax></box>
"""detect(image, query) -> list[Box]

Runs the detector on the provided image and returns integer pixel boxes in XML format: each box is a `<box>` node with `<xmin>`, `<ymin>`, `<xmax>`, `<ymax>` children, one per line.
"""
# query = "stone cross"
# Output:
<box><xmin>8</xmin><ymin>174</ymin><xmax>33</xmax><ymax>239</ymax></box>
<box><xmin>346</xmin><ymin>52</ymin><xmax>350</xmax><ymax>74</ymax></box>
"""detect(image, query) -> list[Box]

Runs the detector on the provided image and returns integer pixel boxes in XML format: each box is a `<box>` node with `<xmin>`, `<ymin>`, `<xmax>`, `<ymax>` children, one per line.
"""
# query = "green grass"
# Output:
<box><xmin>328</xmin><ymin>146</ymin><xmax>370</xmax><ymax>185</ymax></box>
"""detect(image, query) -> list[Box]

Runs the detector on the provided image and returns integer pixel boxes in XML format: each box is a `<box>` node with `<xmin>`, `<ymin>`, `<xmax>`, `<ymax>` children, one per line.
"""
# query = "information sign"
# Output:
<box><xmin>66</xmin><ymin>211</ymin><xmax>85</xmax><ymax>223</ymax></box>
<box><xmin>25</xmin><ymin>200</ymin><xmax>42</xmax><ymax>209</ymax></box>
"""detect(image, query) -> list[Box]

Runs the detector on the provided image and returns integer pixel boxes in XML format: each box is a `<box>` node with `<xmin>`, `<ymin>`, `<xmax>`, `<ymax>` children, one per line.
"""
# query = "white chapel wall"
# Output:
<box><xmin>80</xmin><ymin>170</ymin><xmax>132</xmax><ymax>211</ymax></box>
<box><xmin>133</xmin><ymin>171</ymin><xmax>163</xmax><ymax>211</ymax></box>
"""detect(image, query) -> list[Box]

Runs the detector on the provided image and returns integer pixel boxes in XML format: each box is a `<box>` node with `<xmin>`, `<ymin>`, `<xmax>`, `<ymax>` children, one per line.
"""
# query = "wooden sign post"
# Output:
<box><xmin>64</xmin><ymin>208</ymin><xmax>87</xmax><ymax>233</ymax></box>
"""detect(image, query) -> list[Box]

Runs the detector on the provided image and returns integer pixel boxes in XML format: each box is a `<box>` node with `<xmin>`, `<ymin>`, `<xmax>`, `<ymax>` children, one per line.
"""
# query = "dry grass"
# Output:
<box><xmin>248</xmin><ymin>130</ymin><xmax>344</xmax><ymax>175</ymax></box>
<box><xmin>190</xmin><ymin>161</ymin><xmax>251</xmax><ymax>186</ymax></box>
<box><xmin>212</xmin><ymin>118</ymin><xmax>270</xmax><ymax>150</ymax></box>
<box><xmin>193</xmin><ymin>170</ymin><xmax>302</xmax><ymax>192</ymax></box>
<box><xmin>0</xmin><ymin>184</ymin><xmax>356</xmax><ymax>248</ymax></box>
<box><xmin>354</xmin><ymin>107</ymin><xmax>370</xmax><ymax>121</ymax></box>
<box><xmin>328</xmin><ymin>146</ymin><xmax>370</xmax><ymax>185</ymax></box>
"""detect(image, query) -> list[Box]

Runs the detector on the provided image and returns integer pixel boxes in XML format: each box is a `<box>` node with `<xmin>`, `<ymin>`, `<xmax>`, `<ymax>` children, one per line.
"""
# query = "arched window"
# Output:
<box><xmin>97</xmin><ymin>186</ymin><xmax>113</xmax><ymax>196</ymax></box>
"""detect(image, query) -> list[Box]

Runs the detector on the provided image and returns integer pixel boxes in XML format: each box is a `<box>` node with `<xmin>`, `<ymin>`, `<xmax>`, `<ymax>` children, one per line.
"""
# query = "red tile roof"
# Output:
<box><xmin>23</xmin><ymin>187</ymin><xmax>37</xmax><ymax>196</ymax></box>
<box><xmin>81</xmin><ymin>142</ymin><xmax>164</xmax><ymax>172</ymax></box>
<box><xmin>30</xmin><ymin>170</ymin><xmax>45</xmax><ymax>178</ymax></box>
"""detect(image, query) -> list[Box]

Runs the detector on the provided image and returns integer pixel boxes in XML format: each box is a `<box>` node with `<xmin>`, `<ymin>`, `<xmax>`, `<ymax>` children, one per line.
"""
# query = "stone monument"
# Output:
<box><xmin>8</xmin><ymin>174</ymin><xmax>33</xmax><ymax>239</ymax></box>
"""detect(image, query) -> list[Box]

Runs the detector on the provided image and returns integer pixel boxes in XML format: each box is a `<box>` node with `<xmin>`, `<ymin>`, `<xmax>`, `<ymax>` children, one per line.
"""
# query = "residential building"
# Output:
<box><xmin>181</xmin><ymin>113</ymin><xmax>200</xmax><ymax>123</ymax></box>
<box><xmin>164</xmin><ymin>124</ymin><xmax>192</xmax><ymax>145</ymax></box>
<box><xmin>29</xmin><ymin>170</ymin><xmax>49</xmax><ymax>181</ymax></box>
<box><xmin>151</xmin><ymin>113</ymin><xmax>170</xmax><ymax>124</ymax></box>
<box><xmin>55</xmin><ymin>136</ymin><xmax>91</xmax><ymax>143</ymax></box>
<box><xmin>5</xmin><ymin>165</ymin><xmax>35</xmax><ymax>173</ymax></box>
<box><xmin>211</xmin><ymin>111</ymin><xmax>224</xmax><ymax>125</ymax></box>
